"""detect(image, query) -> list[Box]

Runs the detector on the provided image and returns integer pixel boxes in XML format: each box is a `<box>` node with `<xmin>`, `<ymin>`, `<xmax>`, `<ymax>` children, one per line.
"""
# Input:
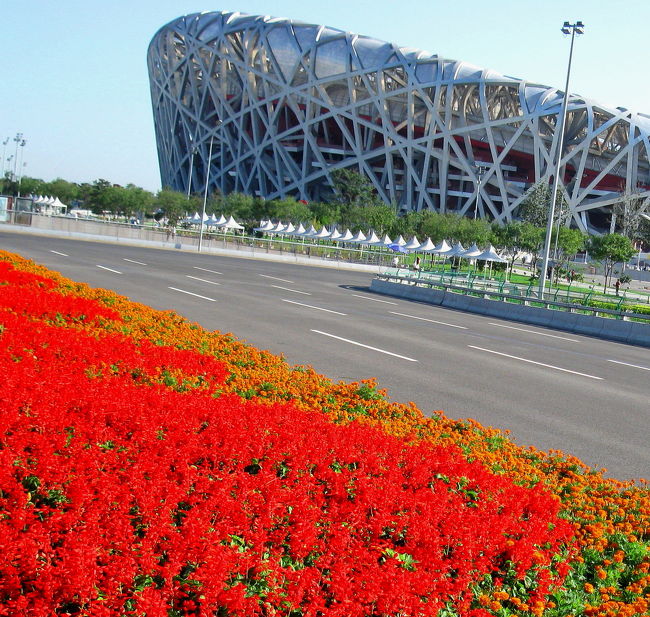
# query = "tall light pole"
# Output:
<box><xmin>16</xmin><ymin>139</ymin><xmax>26</xmax><ymax>196</ymax></box>
<box><xmin>1</xmin><ymin>138</ymin><xmax>8</xmax><ymax>176</ymax></box>
<box><xmin>473</xmin><ymin>164</ymin><xmax>489</xmax><ymax>219</ymax></box>
<box><xmin>12</xmin><ymin>133</ymin><xmax>23</xmax><ymax>182</ymax></box>
<box><xmin>187</xmin><ymin>135</ymin><xmax>197</xmax><ymax>199</ymax></box>
<box><xmin>198</xmin><ymin>120</ymin><xmax>221</xmax><ymax>253</ymax></box>
<box><xmin>538</xmin><ymin>20</ymin><xmax>584</xmax><ymax>298</ymax></box>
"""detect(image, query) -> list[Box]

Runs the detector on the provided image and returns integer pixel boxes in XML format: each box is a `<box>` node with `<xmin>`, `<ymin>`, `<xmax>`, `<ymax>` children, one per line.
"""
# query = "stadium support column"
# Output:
<box><xmin>538</xmin><ymin>20</ymin><xmax>584</xmax><ymax>298</ymax></box>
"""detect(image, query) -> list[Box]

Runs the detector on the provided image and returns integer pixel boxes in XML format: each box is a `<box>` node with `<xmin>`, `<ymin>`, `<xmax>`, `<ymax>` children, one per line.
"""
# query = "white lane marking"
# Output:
<box><xmin>311</xmin><ymin>329</ymin><xmax>418</xmax><ymax>362</ymax></box>
<box><xmin>351</xmin><ymin>293</ymin><xmax>398</xmax><ymax>305</ymax></box>
<box><xmin>468</xmin><ymin>345</ymin><xmax>603</xmax><ymax>380</ymax></box>
<box><xmin>282</xmin><ymin>299</ymin><xmax>346</xmax><ymax>315</ymax></box>
<box><xmin>607</xmin><ymin>359</ymin><xmax>650</xmax><ymax>372</ymax></box>
<box><xmin>123</xmin><ymin>258</ymin><xmax>147</xmax><ymax>266</ymax></box>
<box><xmin>50</xmin><ymin>250</ymin><xmax>68</xmax><ymax>257</ymax></box>
<box><xmin>168</xmin><ymin>287</ymin><xmax>216</xmax><ymax>302</ymax></box>
<box><xmin>186</xmin><ymin>275</ymin><xmax>221</xmax><ymax>285</ymax></box>
<box><xmin>259</xmin><ymin>274</ymin><xmax>294</xmax><ymax>283</ymax></box>
<box><xmin>488</xmin><ymin>322</ymin><xmax>579</xmax><ymax>342</ymax></box>
<box><xmin>96</xmin><ymin>265</ymin><xmax>122</xmax><ymax>274</ymax></box>
<box><xmin>271</xmin><ymin>285</ymin><xmax>310</xmax><ymax>295</ymax></box>
<box><xmin>193</xmin><ymin>266</ymin><xmax>222</xmax><ymax>275</ymax></box>
<box><xmin>391</xmin><ymin>311</ymin><xmax>467</xmax><ymax>329</ymax></box>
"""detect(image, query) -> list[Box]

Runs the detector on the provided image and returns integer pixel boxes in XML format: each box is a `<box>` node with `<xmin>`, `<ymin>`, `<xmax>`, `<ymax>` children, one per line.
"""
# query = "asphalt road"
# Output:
<box><xmin>1</xmin><ymin>232</ymin><xmax>648</xmax><ymax>481</ymax></box>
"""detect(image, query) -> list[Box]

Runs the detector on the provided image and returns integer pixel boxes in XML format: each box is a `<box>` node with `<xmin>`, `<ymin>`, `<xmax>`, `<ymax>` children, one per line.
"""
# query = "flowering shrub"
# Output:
<box><xmin>0</xmin><ymin>251</ymin><xmax>648</xmax><ymax>616</ymax></box>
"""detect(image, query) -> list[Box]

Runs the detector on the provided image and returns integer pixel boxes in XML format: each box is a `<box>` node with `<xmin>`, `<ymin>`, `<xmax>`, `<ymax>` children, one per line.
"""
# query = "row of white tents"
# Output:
<box><xmin>185</xmin><ymin>212</ymin><xmax>244</xmax><ymax>230</ymax></box>
<box><xmin>253</xmin><ymin>220</ymin><xmax>507</xmax><ymax>263</ymax></box>
<box><xmin>31</xmin><ymin>194</ymin><xmax>67</xmax><ymax>213</ymax></box>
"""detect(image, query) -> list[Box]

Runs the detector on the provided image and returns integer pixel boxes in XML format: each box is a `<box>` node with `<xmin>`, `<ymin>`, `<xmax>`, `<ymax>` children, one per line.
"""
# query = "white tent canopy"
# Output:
<box><xmin>300</xmin><ymin>224</ymin><xmax>319</xmax><ymax>238</ymax></box>
<box><xmin>221</xmin><ymin>215</ymin><xmax>244</xmax><ymax>230</ymax></box>
<box><xmin>432</xmin><ymin>239</ymin><xmax>452</xmax><ymax>254</ymax></box>
<box><xmin>268</xmin><ymin>220</ymin><xmax>286</xmax><ymax>233</ymax></box>
<box><xmin>444</xmin><ymin>242</ymin><xmax>466</xmax><ymax>257</ymax></box>
<box><xmin>362</xmin><ymin>230</ymin><xmax>382</xmax><ymax>245</ymax></box>
<box><xmin>289</xmin><ymin>222</ymin><xmax>307</xmax><ymax>237</ymax></box>
<box><xmin>335</xmin><ymin>229</ymin><xmax>354</xmax><ymax>242</ymax></box>
<box><xmin>417</xmin><ymin>237</ymin><xmax>436</xmax><ymax>252</ymax></box>
<box><xmin>313</xmin><ymin>226</ymin><xmax>332</xmax><ymax>239</ymax></box>
<box><xmin>404</xmin><ymin>235</ymin><xmax>421</xmax><ymax>250</ymax></box>
<box><xmin>254</xmin><ymin>220</ymin><xmax>275</xmax><ymax>232</ymax></box>
<box><xmin>460</xmin><ymin>243</ymin><xmax>482</xmax><ymax>259</ymax></box>
<box><xmin>475</xmin><ymin>245</ymin><xmax>507</xmax><ymax>263</ymax></box>
<box><xmin>329</xmin><ymin>226</ymin><xmax>343</xmax><ymax>241</ymax></box>
<box><xmin>278</xmin><ymin>222</ymin><xmax>296</xmax><ymax>235</ymax></box>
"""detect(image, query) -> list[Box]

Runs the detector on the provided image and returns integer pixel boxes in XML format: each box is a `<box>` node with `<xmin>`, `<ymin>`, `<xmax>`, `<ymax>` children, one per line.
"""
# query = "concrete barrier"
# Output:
<box><xmin>370</xmin><ymin>279</ymin><xmax>650</xmax><ymax>347</ymax></box>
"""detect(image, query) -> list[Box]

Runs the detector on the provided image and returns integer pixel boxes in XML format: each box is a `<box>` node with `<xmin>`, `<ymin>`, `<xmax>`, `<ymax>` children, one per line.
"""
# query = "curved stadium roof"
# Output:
<box><xmin>148</xmin><ymin>10</ymin><xmax>650</xmax><ymax>231</ymax></box>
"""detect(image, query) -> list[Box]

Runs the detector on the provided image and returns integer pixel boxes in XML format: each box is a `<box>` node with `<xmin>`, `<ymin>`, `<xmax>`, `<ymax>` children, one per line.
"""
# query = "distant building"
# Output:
<box><xmin>148</xmin><ymin>10</ymin><xmax>650</xmax><ymax>232</ymax></box>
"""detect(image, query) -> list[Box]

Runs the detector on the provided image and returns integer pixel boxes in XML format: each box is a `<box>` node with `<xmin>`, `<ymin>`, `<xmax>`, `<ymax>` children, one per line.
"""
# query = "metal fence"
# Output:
<box><xmin>376</xmin><ymin>268</ymin><xmax>650</xmax><ymax>323</ymax></box>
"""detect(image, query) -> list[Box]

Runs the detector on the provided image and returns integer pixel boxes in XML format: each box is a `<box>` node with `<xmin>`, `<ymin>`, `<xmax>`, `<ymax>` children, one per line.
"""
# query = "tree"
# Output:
<box><xmin>345</xmin><ymin>203</ymin><xmax>397</xmax><ymax>234</ymax></box>
<box><xmin>587</xmin><ymin>233</ymin><xmax>635</xmax><ymax>292</ymax></box>
<box><xmin>611</xmin><ymin>190</ymin><xmax>649</xmax><ymax>241</ymax></box>
<box><xmin>517</xmin><ymin>181</ymin><xmax>568</xmax><ymax>228</ymax></box>
<box><xmin>222</xmin><ymin>192</ymin><xmax>257</xmax><ymax>223</ymax></box>
<box><xmin>492</xmin><ymin>221</ymin><xmax>525</xmax><ymax>275</ymax></box>
<box><xmin>330</xmin><ymin>168</ymin><xmax>383</xmax><ymax>210</ymax></box>
<box><xmin>41</xmin><ymin>178</ymin><xmax>80</xmax><ymax>205</ymax></box>
<box><xmin>153</xmin><ymin>189</ymin><xmax>189</xmax><ymax>226</ymax></box>
<box><xmin>268</xmin><ymin>197</ymin><xmax>312</xmax><ymax>225</ymax></box>
<box><xmin>453</xmin><ymin>216</ymin><xmax>492</xmax><ymax>247</ymax></box>
<box><xmin>551</xmin><ymin>227</ymin><xmax>586</xmax><ymax>283</ymax></box>
<box><xmin>308</xmin><ymin>200</ymin><xmax>341</xmax><ymax>228</ymax></box>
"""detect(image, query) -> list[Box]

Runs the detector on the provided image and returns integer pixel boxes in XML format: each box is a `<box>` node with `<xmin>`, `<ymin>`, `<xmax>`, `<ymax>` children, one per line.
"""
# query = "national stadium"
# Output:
<box><xmin>147</xmin><ymin>11</ymin><xmax>650</xmax><ymax>232</ymax></box>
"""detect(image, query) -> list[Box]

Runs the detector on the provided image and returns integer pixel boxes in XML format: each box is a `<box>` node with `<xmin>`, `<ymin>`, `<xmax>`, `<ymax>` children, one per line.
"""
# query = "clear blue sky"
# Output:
<box><xmin>3</xmin><ymin>0</ymin><xmax>649</xmax><ymax>193</ymax></box>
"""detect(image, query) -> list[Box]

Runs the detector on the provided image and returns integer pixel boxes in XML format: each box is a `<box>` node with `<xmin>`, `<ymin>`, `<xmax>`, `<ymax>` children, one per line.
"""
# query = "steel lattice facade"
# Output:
<box><xmin>148</xmin><ymin>10</ymin><xmax>650</xmax><ymax>231</ymax></box>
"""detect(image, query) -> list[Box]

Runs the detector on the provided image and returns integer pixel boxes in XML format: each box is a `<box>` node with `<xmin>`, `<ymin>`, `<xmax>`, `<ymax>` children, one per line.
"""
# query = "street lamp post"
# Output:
<box><xmin>198</xmin><ymin>136</ymin><xmax>214</xmax><ymax>253</ymax></box>
<box><xmin>12</xmin><ymin>133</ymin><xmax>23</xmax><ymax>182</ymax></box>
<box><xmin>16</xmin><ymin>139</ymin><xmax>26</xmax><ymax>196</ymax></box>
<box><xmin>187</xmin><ymin>136</ymin><xmax>197</xmax><ymax>199</ymax></box>
<box><xmin>473</xmin><ymin>164</ymin><xmax>489</xmax><ymax>219</ymax></box>
<box><xmin>1</xmin><ymin>138</ymin><xmax>8</xmax><ymax>176</ymax></box>
<box><xmin>18</xmin><ymin>162</ymin><xmax>27</xmax><ymax>194</ymax></box>
<box><xmin>198</xmin><ymin>120</ymin><xmax>222</xmax><ymax>253</ymax></box>
<box><xmin>538</xmin><ymin>21</ymin><xmax>584</xmax><ymax>298</ymax></box>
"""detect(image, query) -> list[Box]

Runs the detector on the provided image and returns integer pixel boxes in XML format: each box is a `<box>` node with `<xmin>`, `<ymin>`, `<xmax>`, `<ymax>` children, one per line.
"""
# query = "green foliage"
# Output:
<box><xmin>588</xmin><ymin>234</ymin><xmax>636</xmax><ymax>291</ymax></box>
<box><xmin>330</xmin><ymin>168</ymin><xmax>383</xmax><ymax>208</ymax></box>
<box><xmin>517</xmin><ymin>181</ymin><xmax>569</xmax><ymax>228</ymax></box>
<box><xmin>154</xmin><ymin>189</ymin><xmax>189</xmax><ymax>226</ymax></box>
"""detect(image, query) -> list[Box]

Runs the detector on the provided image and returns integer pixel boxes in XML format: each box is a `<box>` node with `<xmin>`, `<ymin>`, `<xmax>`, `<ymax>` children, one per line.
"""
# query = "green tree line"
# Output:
<box><xmin>1</xmin><ymin>171</ymin><xmax>643</xmax><ymax>277</ymax></box>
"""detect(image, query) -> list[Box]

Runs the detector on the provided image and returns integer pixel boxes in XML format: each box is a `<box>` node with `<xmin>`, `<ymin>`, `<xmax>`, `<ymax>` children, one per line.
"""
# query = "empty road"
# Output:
<box><xmin>1</xmin><ymin>231</ymin><xmax>648</xmax><ymax>481</ymax></box>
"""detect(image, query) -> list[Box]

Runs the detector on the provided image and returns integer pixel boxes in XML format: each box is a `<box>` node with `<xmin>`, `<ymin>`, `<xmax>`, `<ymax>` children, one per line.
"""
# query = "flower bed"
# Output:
<box><xmin>0</xmin><ymin>251</ymin><xmax>648</xmax><ymax>617</ymax></box>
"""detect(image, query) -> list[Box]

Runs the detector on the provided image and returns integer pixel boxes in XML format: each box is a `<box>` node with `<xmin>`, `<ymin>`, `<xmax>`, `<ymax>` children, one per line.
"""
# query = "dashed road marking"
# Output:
<box><xmin>468</xmin><ymin>345</ymin><xmax>603</xmax><ymax>380</ymax></box>
<box><xmin>282</xmin><ymin>299</ymin><xmax>346</xmax><ymax>315</ymax></box>
<box><xmin>311</xmin><ymin>329</ymin><xmax>417</xmax><ymax>362</ymax></box>
<box><xmin>96</xmin><ymin>265</ymin><xmax>122</xmax><ymax>274</ymax></box>
<box><xmin>168</xmin><ymin>287</ymin><xmax>216</xmax><ymax>302</ymax></box>
<box><xmin>391</xmin><ymin>311</ymin><xmax>467</xmax><ymax>329</ymax></box>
